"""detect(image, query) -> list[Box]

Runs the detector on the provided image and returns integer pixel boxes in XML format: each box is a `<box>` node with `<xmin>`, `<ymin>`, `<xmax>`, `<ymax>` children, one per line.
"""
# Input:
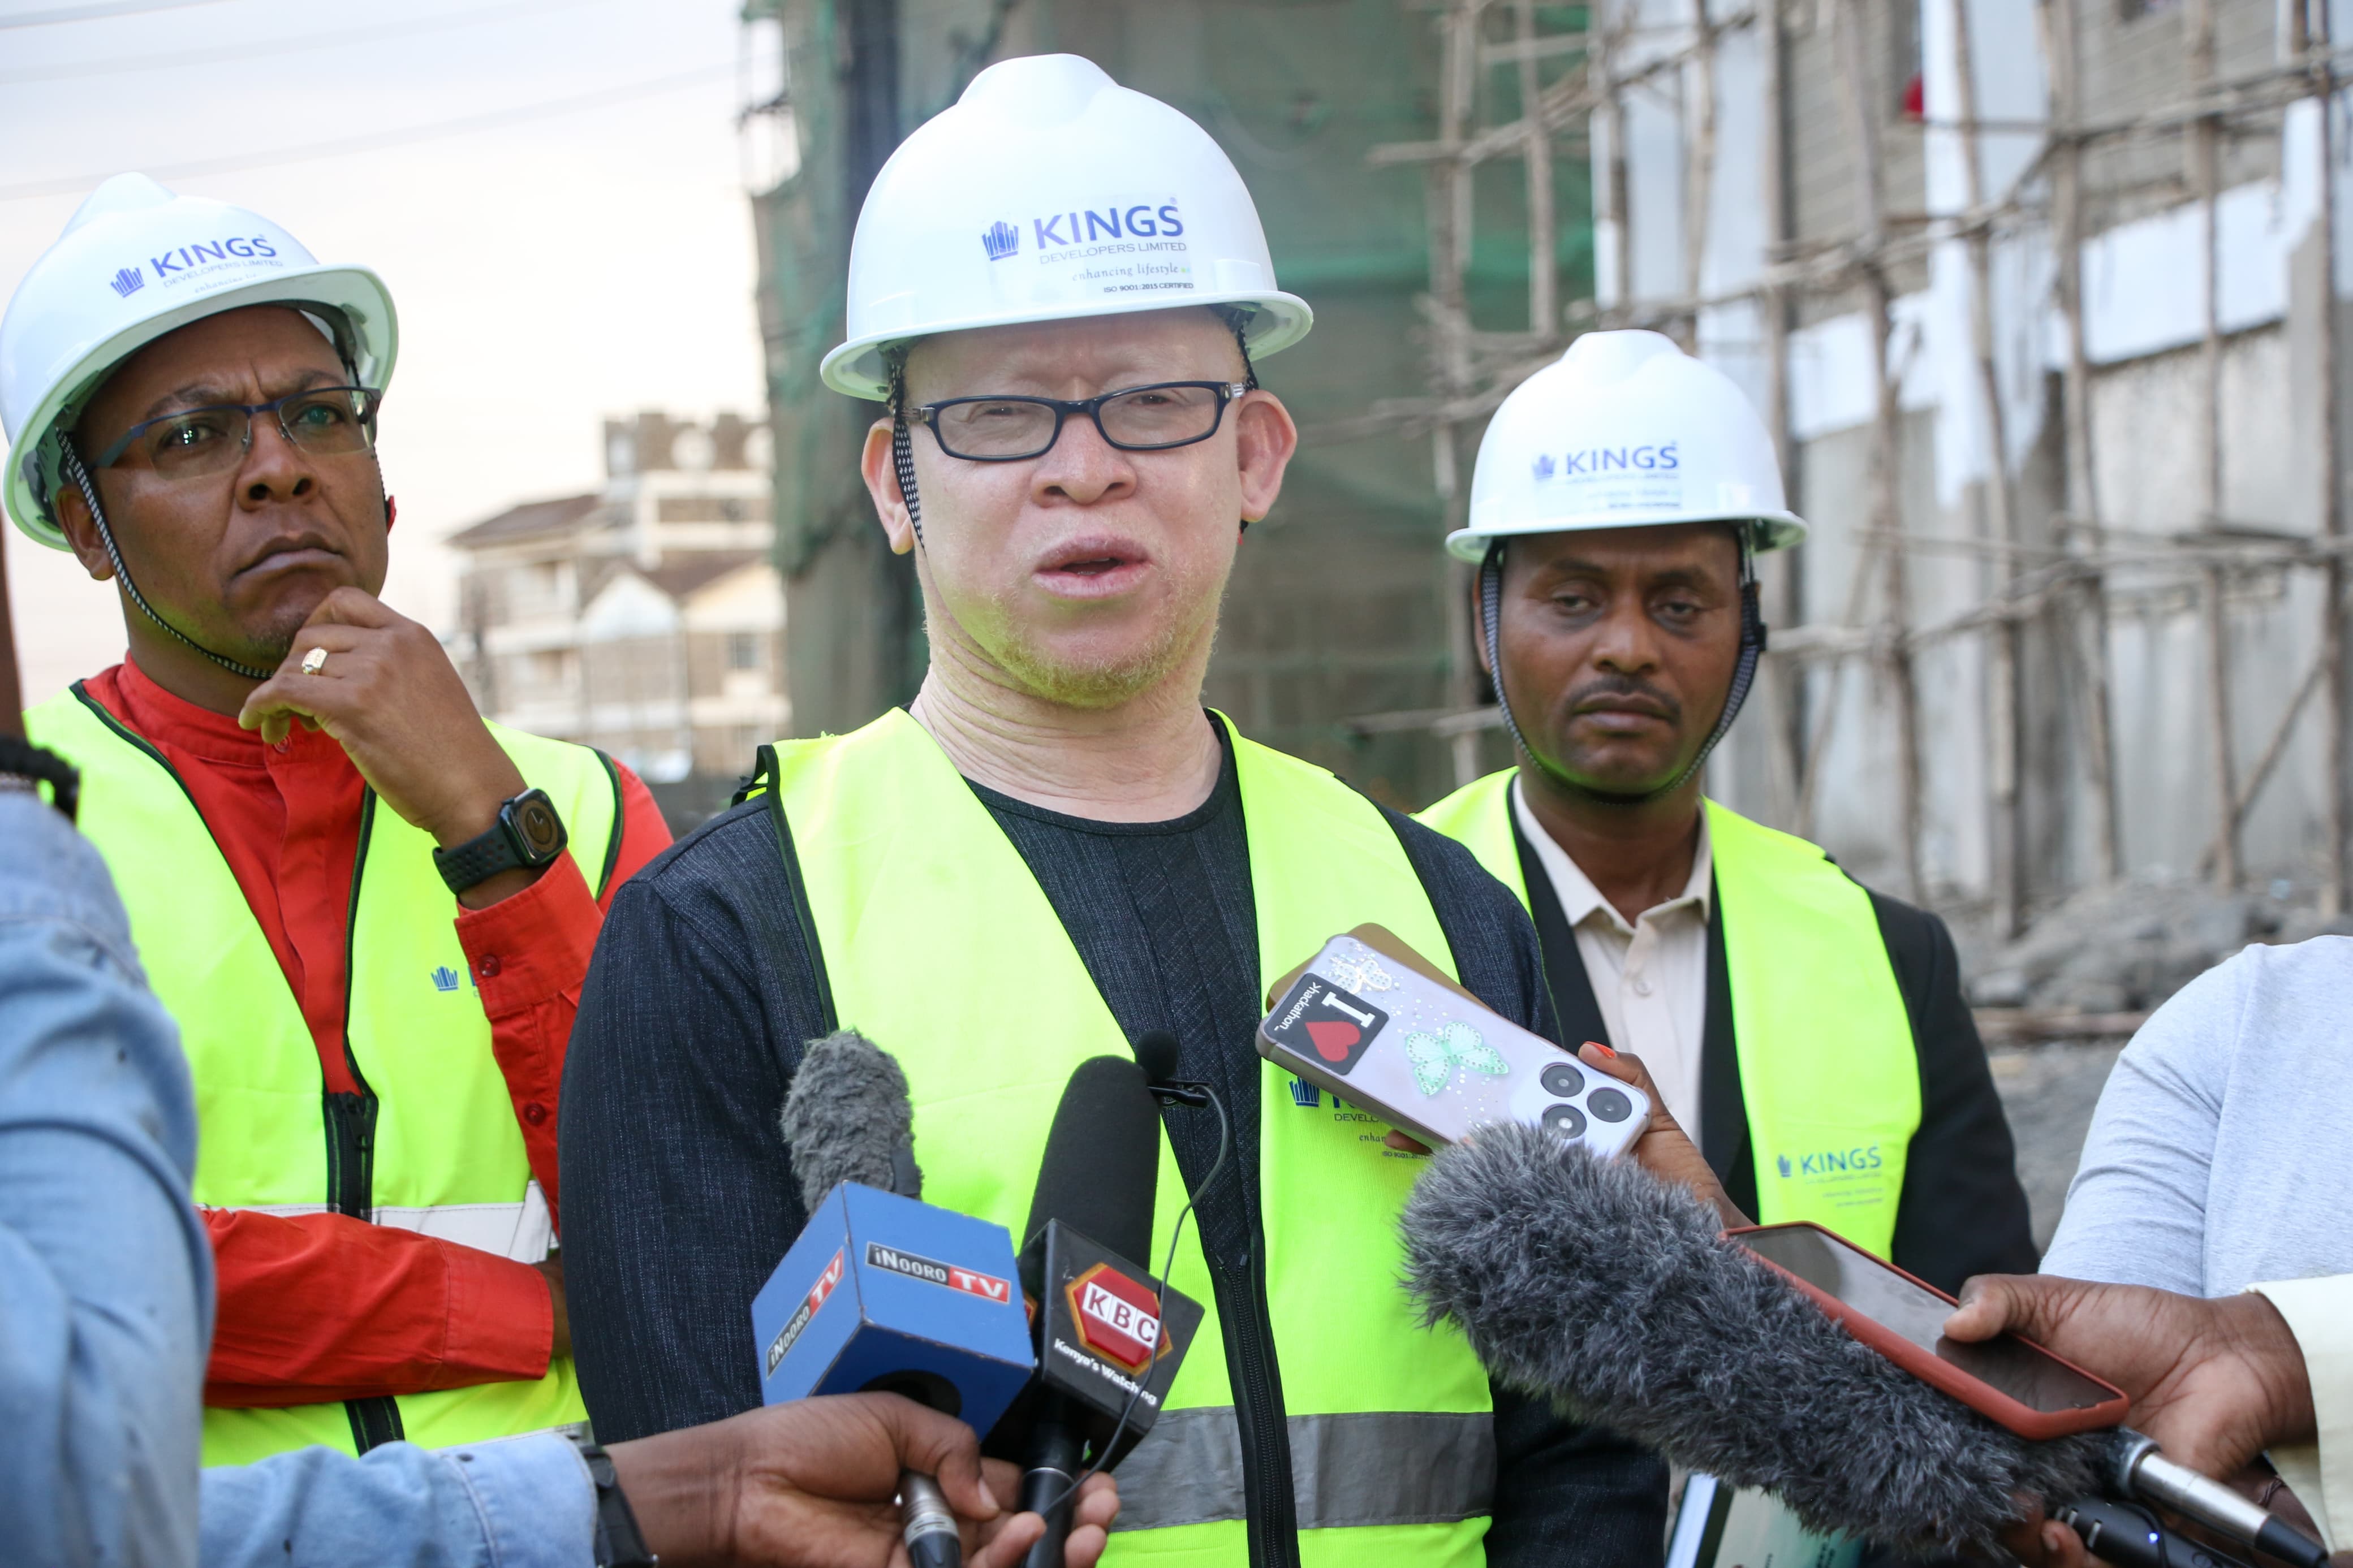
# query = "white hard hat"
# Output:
<box><xmin>1447</xmin><ymin>329</ymin><xmax>1805</xmax><ymax>563</ymax></box>
<box><xmin>818</xmin><ymin>54</ymin><xmax>1312</xmax><ymax>401</ymax></box>
<box><xmin>1</xmin><ymin>174</ymin><xmax>398</xmax><ymax>548</ymax></box>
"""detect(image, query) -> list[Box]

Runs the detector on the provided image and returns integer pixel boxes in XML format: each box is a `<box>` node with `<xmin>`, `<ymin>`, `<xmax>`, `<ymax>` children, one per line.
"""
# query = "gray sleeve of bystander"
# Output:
<box><xmin>2038</xmin><ymin>932</ymin><xmax>2353</xmax><ymax>1298</ymax></box>
<box><xmin>2039</xmin><ymin>951</ymin><xmax>2240</xmax><ymax>1294</ymax></box>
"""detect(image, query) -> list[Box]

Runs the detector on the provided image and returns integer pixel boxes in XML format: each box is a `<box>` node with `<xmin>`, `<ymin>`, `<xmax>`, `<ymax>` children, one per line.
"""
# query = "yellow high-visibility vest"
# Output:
<box><xmin>26</xmin><ymin>684</ymin><xmax>621</xmax><ymax>1465</ymax></box>
<box><xmin>1419</xmin><ymin>770</ymin><xmax>1919</xmax><ymax>1252</ymax></box>
<box><xmin>755</xmin><ymin>709</ymin><xmax>1496</xmax><ymax>1567</ymax></box>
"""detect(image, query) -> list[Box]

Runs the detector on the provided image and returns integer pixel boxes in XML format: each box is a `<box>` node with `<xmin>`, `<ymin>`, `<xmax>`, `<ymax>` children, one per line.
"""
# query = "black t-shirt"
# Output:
<box><xmin>967</xmin><ymin>742</ymin><xmax>1264</xmax><ymax>1265</ymax></box>
<box><xmin>559</xmin><ymin>717</ymin><xmax>1670</xmax><ymax>1568</ymax></box>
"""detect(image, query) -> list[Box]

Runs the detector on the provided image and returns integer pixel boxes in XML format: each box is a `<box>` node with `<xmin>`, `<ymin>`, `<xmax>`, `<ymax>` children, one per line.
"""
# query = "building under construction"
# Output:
<box><xmin>743</xmin><ymin>0</ymin><xmax>2353</xmax><ymax>931</ymax></box>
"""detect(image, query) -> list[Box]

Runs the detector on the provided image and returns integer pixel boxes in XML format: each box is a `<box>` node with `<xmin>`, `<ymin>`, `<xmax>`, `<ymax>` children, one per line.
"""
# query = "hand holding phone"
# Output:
<box><xmin>1258</xmin><ymin>926</ymin><xmax>1650</xmax><ymax>1159</ymax></box>
<box><xmin>1732</xmin><ymin>1221</ymin><xmax>2129</xmax><ymax>1439</ymax></box>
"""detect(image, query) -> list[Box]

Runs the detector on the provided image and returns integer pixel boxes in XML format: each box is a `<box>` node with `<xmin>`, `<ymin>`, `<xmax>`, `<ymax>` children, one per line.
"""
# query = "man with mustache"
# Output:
<box><xmin>1421</xmin><ymin>330</ymin><xmax>2033</xmax><ymax>1294</ymax></box>
<box><xmin>562</xmin><ymin>55</ymin><xmax>1667</xmax><ymax>1568</ymax></box>
<box><xmin>0</xmin><ymin>175</ymin><xmax>672</xmax><ymax>1463</ymax></box>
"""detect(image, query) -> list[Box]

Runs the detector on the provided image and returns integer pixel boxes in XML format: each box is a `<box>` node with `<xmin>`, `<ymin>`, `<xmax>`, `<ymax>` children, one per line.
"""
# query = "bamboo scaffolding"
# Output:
<box><xmin>1364</xmin><ymin>0</ymin><xmax>2352</xmax><ymax>914</ymax></box>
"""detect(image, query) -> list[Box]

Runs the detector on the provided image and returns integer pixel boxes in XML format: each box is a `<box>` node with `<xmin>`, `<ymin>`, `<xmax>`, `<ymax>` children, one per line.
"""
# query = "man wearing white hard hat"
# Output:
<box><xmin>0</xmin><ymin>175</ymin><xmax>675</xmax><ymax>1465</ymax></box>
<box><xmin>1420</xmin><ymin>330</ymin><xmax>2033</xmax><ymax>1293</ymax></box>
<box><xmin>562</xmin><ymin>55</ymin><xmax>1669</xmax><ymax>1568</ymax></box>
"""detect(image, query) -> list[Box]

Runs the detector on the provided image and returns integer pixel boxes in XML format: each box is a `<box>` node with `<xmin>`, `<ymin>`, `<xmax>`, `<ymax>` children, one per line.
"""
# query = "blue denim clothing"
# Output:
<box><xmin>0</xmin><ymin>791</ymin><xmax>209</xmax><ymax>1566</ymax></box>
<box><xmin>201</xmin><ymin>1432</ymin><xmax>595</xmax><ymax>1568</ymax></box>
<box><xmin>0</xmin><ymin>793</ymin><xmax>596</xmax><ymax>1568</ymax></box>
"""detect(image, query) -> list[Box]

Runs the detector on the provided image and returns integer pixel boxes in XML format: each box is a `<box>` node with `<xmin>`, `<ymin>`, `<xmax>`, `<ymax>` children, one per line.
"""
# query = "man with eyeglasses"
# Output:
<box><xmin>0</xmin><ymin>174</ymin><xmax>673</xmax><ymax>1464</ymax></box>
<box><xmin>562</xmin><ymin>55</ymin><xmax>1667</xmax><ymax>1568</ymax></box>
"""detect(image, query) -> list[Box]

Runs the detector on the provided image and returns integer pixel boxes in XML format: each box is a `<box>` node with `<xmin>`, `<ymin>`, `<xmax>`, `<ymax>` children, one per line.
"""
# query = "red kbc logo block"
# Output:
<box><xmin>1066</xmin><ymin>1263</ymin><xmax>1168</xmax><ymax>1372</ymax></box>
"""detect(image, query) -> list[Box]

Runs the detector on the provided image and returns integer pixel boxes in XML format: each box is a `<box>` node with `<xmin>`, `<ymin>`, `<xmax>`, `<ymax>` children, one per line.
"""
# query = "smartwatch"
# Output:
<box><xmin>431</xmin><ymin>788</ymin><xmax>568</xmax><ymax>895</ymax></box>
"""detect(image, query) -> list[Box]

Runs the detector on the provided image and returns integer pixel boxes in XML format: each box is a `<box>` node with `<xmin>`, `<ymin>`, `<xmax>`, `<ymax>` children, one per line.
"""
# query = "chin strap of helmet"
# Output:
<box><xmin>1224</xmin><ymin>309</ymin><xmax>1260</xmax><ymax>538</ymax></box>
<box><xmin>60</xmin><ymin>438</ymin><xmax>278</xmax><ymax>682</ymax></box>
<box><xmin>1479</xmin><ymin>525</ymin><xmax>1769</xmax><ymax>806</ymax></box>
<box><xmin>886</xmin><ymin>356</ymin><xmax>925</xmax><ymax>549</ymax></box>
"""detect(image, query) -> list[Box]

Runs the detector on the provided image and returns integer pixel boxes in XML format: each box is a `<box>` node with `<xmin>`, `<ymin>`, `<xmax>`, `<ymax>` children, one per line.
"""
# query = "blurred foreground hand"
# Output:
<box><xmin>610</xmin><ymin>1392</ymin><xmax>1121</xmax><ymax>1568</ymax></box>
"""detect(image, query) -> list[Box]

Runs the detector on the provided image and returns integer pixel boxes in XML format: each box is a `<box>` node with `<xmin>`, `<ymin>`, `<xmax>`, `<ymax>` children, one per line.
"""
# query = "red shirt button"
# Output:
<box><xmin>523</xmin><ymin>1102</ymin><xmax>548</xmax><ymax>1126</ymax></box>
<box><xmin>479</xmin><ymin>954</ymin><xmax>502</xmax><ymax>978</ymax></box>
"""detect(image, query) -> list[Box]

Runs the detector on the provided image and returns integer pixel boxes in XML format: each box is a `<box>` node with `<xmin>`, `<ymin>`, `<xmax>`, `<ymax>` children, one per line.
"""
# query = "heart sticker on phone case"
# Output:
<box><xmin>1304</xmin><ymin>1021</ymin><xmax>1360</xmax><ymax>1061</ymax></box>
<box><xmin>1263</xmin><ymin>973</ymin><xmax>1389</xmax><ymax>1075</ymax></box>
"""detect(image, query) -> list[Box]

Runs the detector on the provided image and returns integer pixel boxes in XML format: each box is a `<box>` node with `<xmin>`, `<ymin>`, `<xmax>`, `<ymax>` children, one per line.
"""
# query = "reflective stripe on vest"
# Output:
<box><xmin>239</xmin><ymin>1178</ymin><xmax>555</xmax><ymax>1262</ymax></box>
<box><xmin>1114</xmin><ymin>1407</ymin><xmax>1496</xmax><ymax>1532</ymax></box>
<box><xmin>1416</xmin><ymin>772</ymin><xmax>1920</xmax><ymax>1254</ymax></box>
<box><xmin>24</xmin><ymin>686</ymin><xmax>619</xmax><ymax>1465</ymax></box>
<box><xmin>765</xmin><ymin>710</ymin><xmax>1494</xmax><ymax>1568</ymax></box>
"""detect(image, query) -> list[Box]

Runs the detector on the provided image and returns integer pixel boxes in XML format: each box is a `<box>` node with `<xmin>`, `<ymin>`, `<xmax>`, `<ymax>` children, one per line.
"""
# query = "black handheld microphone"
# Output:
<box><xmin>1000</xmin><ymin>1055</ymin><xmax>1206</xmax><ymax>1568</ymax></box>
<box><xmin>761</xmin><ymin>1031</ymin><xmax>1036</xmax><ymax>1568</ymax></box>
<box><xmin>1399</xmin><ymin>1121</ymin><xmax>2104</xmax><ymax>1557</ymax></box>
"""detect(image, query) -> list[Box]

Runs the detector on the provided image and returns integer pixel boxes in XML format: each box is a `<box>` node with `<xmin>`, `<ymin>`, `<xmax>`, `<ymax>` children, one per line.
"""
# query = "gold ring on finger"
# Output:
<box><xmin>300</xmin><ymin>646</ymin><xmax>329</xmax><ymax>676</ymax></box>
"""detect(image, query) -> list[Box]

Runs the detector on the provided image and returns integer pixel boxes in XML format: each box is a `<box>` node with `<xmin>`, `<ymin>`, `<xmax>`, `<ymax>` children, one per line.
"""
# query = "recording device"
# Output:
<box><xmin>756</xmin><ymin>1031</ymin><xmax>1037</xmax><ymax>1568</ymax></box>
<box><xmin>1729</xmin><ymin>1221</ymin><xmax>2127</xmax><ymax>1438</ymax></box>
<box><xmin>1726</xmin><ymin>1230</ymin><xmax>2328</xmax><ymax>1566</ymax></box>
<box><xmin>1398</xmin><ymin>1121</ymin><xmax>2103</xmax><ymax>1556</ymax></box>
<box><xmin>994</xmin><ymin>1056</ymin><xmax>1204</xmax><ymax>1568</ymax></box>
<box><xmin>2054</xmin><ymin>1496</ymin><xmax>2255</xmax><ymax>1568</ymax></box>
<box><xmin>1257</xmin><ymin>926</ymin><xmax>1648</xmax><ymax>1156</ymax></box>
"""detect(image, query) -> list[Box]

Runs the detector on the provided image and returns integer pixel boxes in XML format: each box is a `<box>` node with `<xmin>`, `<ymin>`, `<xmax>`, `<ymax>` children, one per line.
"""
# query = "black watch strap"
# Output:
<box><xmin>432</xmin><ymin>788</ymin><xmax>567</xmax><ymax>895</ymax></box>
<box><xmin>568</xmin><ymin>1430</ymin><xmax>658</xmax><ymax>1568</ymax></box>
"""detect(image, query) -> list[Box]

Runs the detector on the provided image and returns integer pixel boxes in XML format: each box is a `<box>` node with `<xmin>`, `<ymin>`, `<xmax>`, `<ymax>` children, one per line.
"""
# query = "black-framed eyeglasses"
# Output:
<box><xmin>88</xmin><ymin>385</ymin><xmax>383</xmax><ymax>479</ymax></box>
<box><xmin>912</xmin><ymin>381</ymin><xmax>1249</xmax><ymax>462</ymax></box>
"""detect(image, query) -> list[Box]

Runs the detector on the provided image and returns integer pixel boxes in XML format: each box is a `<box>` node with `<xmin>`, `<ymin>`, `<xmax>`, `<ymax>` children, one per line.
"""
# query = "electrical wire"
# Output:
<box><xmin>2</xmin><ymin>0</ymin><xmax>232</xmax><ymax>29</ymax></box>
<box><xmin>0</xmin><ymin>0</ymin><xmax>604</xmax><ymax>87</ymax></box>
<box><xmin>0</xmin><ymin>59</ymin><xmax>735</xmax><ymax>203</ymax></box>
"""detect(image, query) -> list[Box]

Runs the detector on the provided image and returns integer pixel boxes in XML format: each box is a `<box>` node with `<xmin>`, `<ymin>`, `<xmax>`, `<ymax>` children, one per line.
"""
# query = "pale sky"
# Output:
<box><xmin>1</xmin><ymin>0</ymin><xmax>770</xmax><ymax>707</ymax></box>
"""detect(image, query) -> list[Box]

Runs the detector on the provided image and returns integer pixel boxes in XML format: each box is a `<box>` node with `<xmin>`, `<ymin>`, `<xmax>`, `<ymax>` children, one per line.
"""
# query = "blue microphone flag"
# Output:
<box><xmin>753</xmin><ymin>1181</ymin><xmax>1036</xmax><ymax>1432</ymax></box>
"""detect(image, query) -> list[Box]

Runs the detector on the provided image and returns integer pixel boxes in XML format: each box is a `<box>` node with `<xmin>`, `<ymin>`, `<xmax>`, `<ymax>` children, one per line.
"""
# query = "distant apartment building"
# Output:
<box><xmin>447</xmin><ymin>411</ymin><xmax>786</xmax><ymax>801</ymax></box>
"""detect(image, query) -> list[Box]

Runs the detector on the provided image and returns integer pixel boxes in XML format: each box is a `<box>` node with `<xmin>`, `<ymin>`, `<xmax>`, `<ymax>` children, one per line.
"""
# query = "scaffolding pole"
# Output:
<box><xmin>1948</xmin><ymin>0</ymin><xmax>2029</xmax><ymax>936</ymax></box>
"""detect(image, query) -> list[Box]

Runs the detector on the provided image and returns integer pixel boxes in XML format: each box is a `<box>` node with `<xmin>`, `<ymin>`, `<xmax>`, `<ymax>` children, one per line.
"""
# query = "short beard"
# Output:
<box><xmin>212</xmin><ymin>595</ymin><xmax>324</xmax><ymax>672</ymax></box>
<box><xmin>984</xmin><ymin>603</ymin><xmax>1211</xmax><ymax>710</ymax></box>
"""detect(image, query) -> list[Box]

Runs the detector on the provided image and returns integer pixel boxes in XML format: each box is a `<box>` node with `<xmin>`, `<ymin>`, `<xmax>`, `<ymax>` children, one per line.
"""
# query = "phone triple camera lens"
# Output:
<box><xmin>1587</xmin><ymin>1087</ymin><xmax>1633</xmax><ymax>1123</ymax></box>
<box><xmin>1539</xmin><ymin>1062</ymin><xmax>1584</xmax><ymax>1097</ymax></box>
<box><xmin>1541</xmin><ymin>1102</ymin><xmax>1588</xmax><ymax>1139</ymax></box>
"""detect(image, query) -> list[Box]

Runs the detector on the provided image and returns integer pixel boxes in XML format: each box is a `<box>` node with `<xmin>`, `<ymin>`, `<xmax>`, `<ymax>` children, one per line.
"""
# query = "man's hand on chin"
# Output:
<box><xmin>607</xmin><ymin>1392</ymin><xmax>1122</xmax><ymax>1568</ymax></box>
<box><xmin>236</xmin><ymin>586</ymin><xmax>538</xmax><ymax>904</ymax></box>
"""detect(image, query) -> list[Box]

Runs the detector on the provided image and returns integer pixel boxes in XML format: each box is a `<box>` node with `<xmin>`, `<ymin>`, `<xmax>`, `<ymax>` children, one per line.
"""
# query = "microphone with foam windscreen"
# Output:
<box><xmin>1398</xmin><ymin>1121</ymin><xmax>2102</xmax><ymax>1557</ymax></box>
<box><xmin>992</xmin><ymin>1055</ymin><xmax>1206</xmax><ymax>1568</ymax></box>
<box><xmin>756</xmin><ymin>1031</ymin><xmax>1038</xmax><ymax>1568</ymax></box>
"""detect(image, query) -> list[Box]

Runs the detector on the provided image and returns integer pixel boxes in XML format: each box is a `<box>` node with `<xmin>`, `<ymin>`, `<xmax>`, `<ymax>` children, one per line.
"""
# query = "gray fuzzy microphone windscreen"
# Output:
<box><xmin>779</xmin><ymin>1029</ymin><xmax>923</xmax><ymax>1213</ymax></box>
<box><xmin>1399</xmin><ymin>1123</ymin><xmax>2099</xmax><ymax>1556</ymax></box>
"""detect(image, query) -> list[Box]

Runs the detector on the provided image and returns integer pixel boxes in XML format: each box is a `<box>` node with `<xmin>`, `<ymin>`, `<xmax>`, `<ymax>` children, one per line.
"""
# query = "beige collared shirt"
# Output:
<box><xmin>1511</xmin><ymin>776</ymin><xmax>1714</xmax><ymax>1143</ymax></box>
<box><xmin>2248</xmin><ymin>1276</ymin><xmax>2353</xmax><ymax>1550</ymax></box>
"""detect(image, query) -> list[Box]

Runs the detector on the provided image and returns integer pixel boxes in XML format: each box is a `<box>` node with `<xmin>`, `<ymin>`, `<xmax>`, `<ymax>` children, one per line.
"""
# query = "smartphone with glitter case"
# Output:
<box><xmin>1257</xmin><ymin>926</ymin><xmax>1649</xmax><ymax>1157</ymax></box>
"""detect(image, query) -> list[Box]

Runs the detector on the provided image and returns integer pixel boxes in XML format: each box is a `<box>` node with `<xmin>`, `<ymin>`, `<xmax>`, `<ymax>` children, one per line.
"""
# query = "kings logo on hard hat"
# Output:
<box><xmin>1446</xmin><ymin>329</ymin><xmax>1807</xmax><ymax>561</ymax></box>
<box><xmin>820</xmin><ymin>54</ymin><xmax>1313</xmax><ymax>401</ymax></box>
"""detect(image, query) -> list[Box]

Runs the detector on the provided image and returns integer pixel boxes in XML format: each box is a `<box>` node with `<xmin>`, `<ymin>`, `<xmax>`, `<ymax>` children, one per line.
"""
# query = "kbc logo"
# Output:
<box><xmin>1066</xmin><ymin>1262</ymin><xmax>1167</xmax><ymax>1373</ymax></box>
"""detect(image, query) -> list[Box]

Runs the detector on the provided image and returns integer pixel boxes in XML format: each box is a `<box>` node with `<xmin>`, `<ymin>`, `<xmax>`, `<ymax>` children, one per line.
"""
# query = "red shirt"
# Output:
<box><xmin>84</xmin><ymin>660</ymin><xmax>672</xmax><ymax>1409</ymax></box>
